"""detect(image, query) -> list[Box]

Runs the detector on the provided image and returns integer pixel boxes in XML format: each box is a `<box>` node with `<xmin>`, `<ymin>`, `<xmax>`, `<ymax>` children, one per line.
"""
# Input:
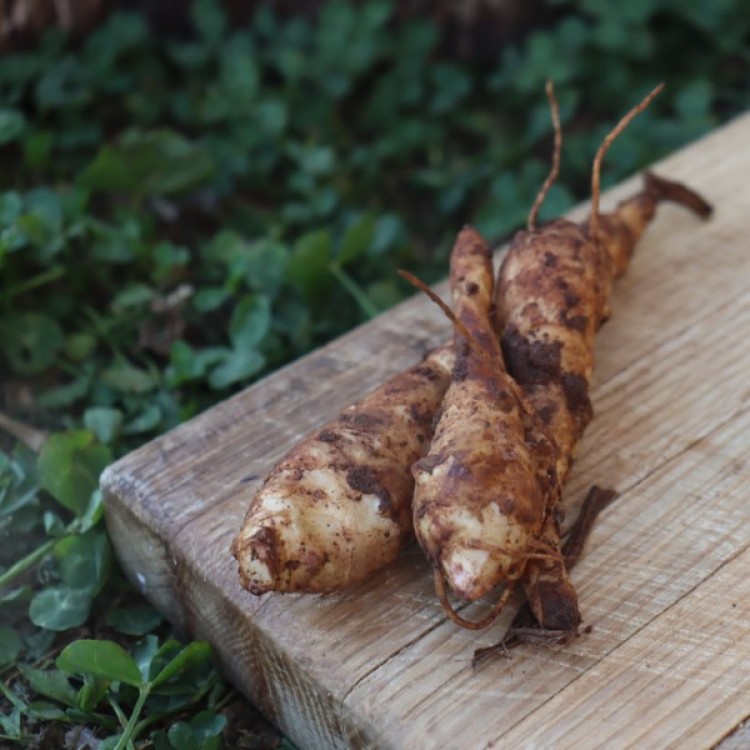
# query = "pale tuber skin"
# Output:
<box><xmin>231</xmin><ymin>345</ymin><xmax>453</xmax><ymax>594</ymax></box>
<box><xmin>411</xmin><ymin>226</ymin><xmax>557</xmax><ymax>614</ymax></box>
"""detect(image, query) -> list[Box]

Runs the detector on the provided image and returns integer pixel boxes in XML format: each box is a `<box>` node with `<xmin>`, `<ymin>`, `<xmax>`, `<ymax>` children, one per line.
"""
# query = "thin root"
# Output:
<box><xmin>464</xmin><ymin>538</ymin><xmax>564</xmax><ymax>566</ymax></box>
<box><xmin>589</xmin><ymin>83</ymin><xmax>665</xmax><ymax>239</ymax></box>
<box><xmin>473</xmin><ymin>625</ymin><xmax>575</xmax><ymax>669</ymax></box>
<box><xmin>434</xmin><ymin>569</ymin><xmax>515</xmax><ymax>630</ymax></box>
<box><xmin>563</xmin><ymin>485</ymin><xmax>618</xmax><ymax>566</ymax></box>
<box><xmin>472</xmin><ymin>618</ymin><xmax>580</xmax><ymax>669</ymax></box>
<box><xmin>527</xmin><ymin>80</ymin><xmax>562</xmax><ymax>231</ymax></box>
<box><xmin>472</xmin><ymin>639</ymin><xmax>512</xmax><ymax>667</ymax></box>
<box><xmin>472</xmin><ymin>484</ymin><xmax>618</xmax><ymax>666</ymax></box>
<box><xmin>398</xmin><ymin>269</ymin><xmax>494</xmax><ymax>368</ymax></box>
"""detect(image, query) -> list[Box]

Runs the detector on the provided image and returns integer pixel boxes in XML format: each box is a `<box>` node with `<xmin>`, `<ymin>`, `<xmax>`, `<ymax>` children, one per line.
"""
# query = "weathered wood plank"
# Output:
<box><xmin>495</xmin><ymin>542</ymin><xmax>750</xmax><ymax>750</ymax></box>
<box><xmin>102</xmin><ymin>112</ymin><xmax>750</xmax><ymax>750</ymax></box>
<box><xmin>716</xmin><ymin>720</ymin><xmax>750</xmax><ymax>750</ymax></box>
<box><xmin>345</xmin><ymin>402</ymin><xmax>750</xmax><ymax>749</ymax></box>
<box><xmin>165</xmin><ymin>267</ymin><xmax>750</xmax><ymax>748</ymax></box>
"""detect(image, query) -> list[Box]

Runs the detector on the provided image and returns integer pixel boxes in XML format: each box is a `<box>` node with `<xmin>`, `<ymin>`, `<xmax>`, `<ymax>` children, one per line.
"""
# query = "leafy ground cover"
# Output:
<box><xmin>1</xmin><ymin>0</ymin><xmax>748</xmax><ymax>746</ymax></box>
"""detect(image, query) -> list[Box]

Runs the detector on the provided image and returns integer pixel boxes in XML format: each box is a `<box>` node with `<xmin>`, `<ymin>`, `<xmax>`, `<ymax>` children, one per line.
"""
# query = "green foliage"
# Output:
<box><xmin>0</xmin><ymin>313</ymin><xmax>64</xmax><ymax>374</ymax></box>
<box><xmin>0</xmin><ymin>433</ymin><xmax>111</xmax><ymax>636</ymax></box>
<box><xmin>153</xmin><ymin>711</ymin><xmax>226</xmax><ymax>750</ymax></box>
<box><xmin>105</xmin><ymin>604</ymin><xmax>164</xmax><ymax>636</ymax></box>
<box><xmin>80</xmin><ymin>129</ymin><xmax>216</xmax><ymax>198</ymax></box>
<box><xmin>57</xmin><ymin>639</ymin><xmax>143</xmax><ymax>686</ymax></box>
<box><xmin>0</xmin><ymin>626</ymin><xmax>22</xmax><ymax>665</ymax></box>
<box><xmin>37</xmin><ymin>431</ymin><xmax>110</xmax><ymax>515</ymax></box>
<box><xmin>1</xmin><ymin>635</ymin><xmax>225</xmax><ymax>748</ymax></box>
<box><xmin>0</xmin><ymin>0</ymin><xmax>746</xmax><ymax>746</ymax></box>
<box><xmin>2</xmin><ymin>0</ymin><xmax>747</xmax><ymax>445</ymax></box>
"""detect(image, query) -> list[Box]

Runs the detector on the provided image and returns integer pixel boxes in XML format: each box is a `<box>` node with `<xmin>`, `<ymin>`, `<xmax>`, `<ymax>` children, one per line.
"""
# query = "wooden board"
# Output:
<box><xmin>101</xmin><ymin>114</ymin><xmax>750</xmax><ymax>750</ymax></box>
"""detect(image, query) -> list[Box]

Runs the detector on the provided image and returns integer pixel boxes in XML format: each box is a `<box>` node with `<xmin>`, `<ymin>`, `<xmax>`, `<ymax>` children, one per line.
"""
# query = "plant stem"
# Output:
<box><xmin>0</xmin><ymin>537</ymin><xmax>56</xmax><ymax>590</ymax></box>
<box><xmin>109</xmin><ymin>697</ymin><xmax>137</xmax><ymax>750</ymax></box>
<box><xmin>0</xmin><ymin>679</ymin><xmax>23</xmax><ymax>707</ymax></box>
<box><xmin>108</xmin><ymin>696</ymin><xmax>129</xmax><ymax>731</ymax></box>
<box><xmin>133</xmin><ymin>675</ymin><xmax>218</xmax><ymax>736</ymax></box>
<box><xmin>5</xmin><ymin>265</ymin><xmax>66</xmax><ymax>301</ymax></box>
<box><xmin>113</xmin><ymin>685</ymin><xmax>150</xmax><ymax>750</ymax></box>
<box><xmin>210</xmin><ymin>684</ymin><xmax>234</xmax><ymax>712</ymax></box>
<box><xmin>329</xmin><ymin>264</ymin><xmax>380</xmax><ymax>319</ymax></box>
<box><xmin>0</xmin><ymin>412</ymin><xmax>48</xmax><ymax>452</ymax></box>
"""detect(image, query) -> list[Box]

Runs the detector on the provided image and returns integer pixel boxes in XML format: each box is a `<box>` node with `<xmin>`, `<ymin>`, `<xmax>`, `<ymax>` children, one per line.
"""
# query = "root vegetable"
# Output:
<box><xmin>231</xmin><ymin>345</ymin><xmax>453</xmax><ymax>594</ymax></box>
<box><xmin>496</xmin><ymin>83</ymin><xmax>713</xmax><ymax>632</ymax></box>
<box><xmin>406</xmin><ymin>226</ymin><xmax>559</xmax><ymax>627</ymax></box>
<box><xmin>233</xmin><ymin>82</ymin><xmax>712</xmax><ymax>635</ymax></box>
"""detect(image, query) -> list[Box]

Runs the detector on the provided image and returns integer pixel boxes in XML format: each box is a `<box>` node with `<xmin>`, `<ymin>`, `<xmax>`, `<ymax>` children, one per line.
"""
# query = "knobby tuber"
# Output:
<box><xmin>407</xmin><ymin>226</ymin><xmax>559</xmax><ymax>628</ymax></box>
<box><xmin>232</xmin><ymin>83</ymin><xmax>712</xmax><ymax>655</ymax></box>
<box><xmin>231</xmin><ymin>345</ymin><xmax>452</xmax><ymax>593</ymax></box>
<box><xmin>495</xmin><ymin>83</ymin><xmax>712</xmax><ymax>634</ymax></box>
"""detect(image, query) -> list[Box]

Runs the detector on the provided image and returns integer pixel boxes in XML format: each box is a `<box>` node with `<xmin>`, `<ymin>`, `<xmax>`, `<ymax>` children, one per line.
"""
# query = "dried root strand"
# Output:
<box><xmin>527</xmin><ymin>79</ymin><xmax>562</xmax><ymax>232</ymax></box>
<box><xmin>397</xmin><ymin>268</ymin><xmax>494</xmax><ymax>369</ymax></box>
<box><xmin>562</xmin><ymin>485</ymin><xmax>618</xmax><ymax>566</ymax></box>
<box><xmin>589</xmin><ymin>83</ymin><xmax>665</xmax><ymax>239</ymax></box>
<box><xmin>473</xmin><ymin>625</ymin><xmax>573</xmax><ymax>669</ymax></box>
<box><xmin>434</xmin><ymin>542</ymin><xmax>562</xmax><ymax>630</ymax></box>
<box><xmin>472</xmin><ymin>484</ymin><xmax>618</xmax><ymax>667</ymax></box>
<box><xmin>643</xmin><ymin>171</ymin><xmax>713</xmax><ymax>219</ymax></box>
<box><xmin>464</xmin><ymin>537</ymin><xmax>564</xmax><ymax>564</ymax></box>
<box><xmin>434</xmin><ymin>570</ymin><xmax>516</xmax><ymax>631</ymax></box>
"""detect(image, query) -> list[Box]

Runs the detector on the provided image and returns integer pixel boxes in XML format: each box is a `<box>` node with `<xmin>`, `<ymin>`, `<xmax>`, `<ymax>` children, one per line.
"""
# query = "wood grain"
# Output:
<box><xmin>102</xmin><ymin>113</ymin><xmax>750</xmax><ymax>750</ymax></box>
<box><xmin>717</xmin><ymin>721</ymin><xmax>750</xmax><ymax>750</ymax></box>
